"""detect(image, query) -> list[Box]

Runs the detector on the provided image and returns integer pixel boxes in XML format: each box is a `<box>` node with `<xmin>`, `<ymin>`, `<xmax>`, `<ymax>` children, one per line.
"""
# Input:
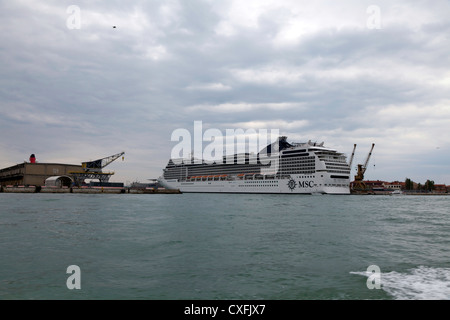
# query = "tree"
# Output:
<box><xmin>424</xmin><ymin>180</ymin><xmax>435</xmax><ymax>192</ymax></box>
<box><xmin>405</xmin><ymin>178</ymin><xmax>414</xmax><ymax>190</ymax></box>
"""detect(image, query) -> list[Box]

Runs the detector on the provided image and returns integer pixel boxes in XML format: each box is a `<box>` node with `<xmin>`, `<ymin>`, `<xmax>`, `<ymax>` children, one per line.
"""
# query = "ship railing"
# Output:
<box><xmin>188</xmin><ymin>175</ymin><xmax>229</xmax><ymax>181</ymax></box>
<box><xmin>233</xmin><ymin>173</ymin><xmax>275</xmax><ymax>180</ymax></box>
<box><xmin>187</xmin><ymin>173</ymin><xmax>286</xmax><ymax>182</ymax></box>
<box><xmin>244</xmin><ymin>173</ymin><xmax>258</xmax><ymax>180</ymax></box>
<box><xmin>276</xmin><ymin>174</ymin><xmax>292</xmax><ymax>180</ymax></box>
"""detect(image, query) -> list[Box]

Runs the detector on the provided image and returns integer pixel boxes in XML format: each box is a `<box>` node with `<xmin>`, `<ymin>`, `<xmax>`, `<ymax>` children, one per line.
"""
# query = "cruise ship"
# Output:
<box><xmin>158</xmin><ymin>136</ymin><xmax>351</xmax><ymax>194</ymax></box>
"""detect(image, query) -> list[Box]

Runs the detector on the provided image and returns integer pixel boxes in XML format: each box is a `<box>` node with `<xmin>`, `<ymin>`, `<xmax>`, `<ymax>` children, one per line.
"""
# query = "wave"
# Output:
<box><xmin>350</xmin><ymin>266</ymin><xmax>450</xmax><ymax>300</ymax></box>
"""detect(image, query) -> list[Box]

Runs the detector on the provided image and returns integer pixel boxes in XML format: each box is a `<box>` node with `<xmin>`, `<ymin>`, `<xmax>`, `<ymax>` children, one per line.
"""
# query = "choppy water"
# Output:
<box><xmin>1</xmin><ymin>193</ymin><xmax>450</xmax><ymax>300</ymax></box>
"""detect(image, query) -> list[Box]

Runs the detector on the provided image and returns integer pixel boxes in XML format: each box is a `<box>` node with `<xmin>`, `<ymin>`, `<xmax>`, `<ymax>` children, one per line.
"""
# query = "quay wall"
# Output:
<box><xmin>0</xmin><ymin>186</ymin><xmax>181</xmax><ymax>194</ymax></box>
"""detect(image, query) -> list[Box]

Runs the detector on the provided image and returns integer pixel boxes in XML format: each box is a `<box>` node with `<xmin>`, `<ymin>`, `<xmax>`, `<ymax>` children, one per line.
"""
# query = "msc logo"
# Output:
<box><xmin>287</xmin><ymin>179</ymin><xmax>297</xmax><ymax>191</ymax></box>
<box><xmin>287</xmin><ymin>179</ymin><xmax>314</xmax><ymax>191</ymax></box>
<box><xmin>299</xmin><ymin>181</ymin><xmax>314</xmax><ymax>188</ymax></box>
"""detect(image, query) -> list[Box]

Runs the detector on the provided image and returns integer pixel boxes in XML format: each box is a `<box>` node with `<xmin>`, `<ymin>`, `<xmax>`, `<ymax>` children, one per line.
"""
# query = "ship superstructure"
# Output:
<box><xmin>158</xmin><ymin>136</ymin><xmax>351</xmax><ymax>194</ymax></box>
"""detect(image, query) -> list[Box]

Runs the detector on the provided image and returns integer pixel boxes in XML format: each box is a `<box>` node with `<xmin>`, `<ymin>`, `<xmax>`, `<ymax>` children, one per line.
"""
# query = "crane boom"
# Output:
<box><xmin>99</xmin><ymin>152</ymin><xmax>125</xmax><ymax>168</ymax></box>
<box><xmin>362</xmin><ymin>143</ymin><xmax>375</xmax><ymax>174</ymax></box>
<box><xmin>82</xmin><ymin>152</ymin><xmax>125</xmax><ymax>172</ymax></box>
<box><xmin>348</xmin><ymin>144</ymin><xmax>357</xmax><ymax>169</ymax></box>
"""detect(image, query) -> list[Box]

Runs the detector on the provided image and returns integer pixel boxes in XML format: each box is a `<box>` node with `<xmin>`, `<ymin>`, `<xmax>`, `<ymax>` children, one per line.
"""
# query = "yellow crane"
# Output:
<box><xmin>352</xmin><ymin>143</ymin><xmax>375</xmax><ymax>192</ymax></box>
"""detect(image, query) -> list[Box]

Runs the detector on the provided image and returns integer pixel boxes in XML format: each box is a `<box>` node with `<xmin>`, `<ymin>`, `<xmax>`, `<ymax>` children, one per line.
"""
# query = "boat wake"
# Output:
<box><xmin>350</xmin><ymin>266</ymin><xmax>450</xmax><ymax>300</ymax></box>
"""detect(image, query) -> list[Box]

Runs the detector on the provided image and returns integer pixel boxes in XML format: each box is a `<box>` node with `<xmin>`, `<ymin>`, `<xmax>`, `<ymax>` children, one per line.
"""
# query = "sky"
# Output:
<box><xmin>1</xmin><ymin>0</ymin><xmax>449</xmax><ymax>185</ymax></box>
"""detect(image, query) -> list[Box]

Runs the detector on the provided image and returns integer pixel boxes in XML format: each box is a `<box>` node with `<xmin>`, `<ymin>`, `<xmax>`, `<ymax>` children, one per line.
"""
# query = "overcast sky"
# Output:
<box><xmin>1</xmin><ymin>0</ymin><xmax>449</xmax><ymax>184</ymax></box>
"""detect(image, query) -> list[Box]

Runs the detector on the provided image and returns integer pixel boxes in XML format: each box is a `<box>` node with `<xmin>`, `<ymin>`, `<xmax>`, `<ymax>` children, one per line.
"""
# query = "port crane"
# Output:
<box><xmin>352</xmin><ymin>143</ymin><xmax>375</xmax><ymax>192</ymax></box>
<box><xmin>348</xmin><ymin>144</ymin><xmax>357</xmax><ymax>169</ymax></box>
<box><xmin>70</xmin><ymin>152</ymin><xmax>125</xmax><ymax>186</ymax></box>
<box><xmin>81</xmin><ymin>152</ymin><xmax>125</xmax><ymax>172</ymax></box>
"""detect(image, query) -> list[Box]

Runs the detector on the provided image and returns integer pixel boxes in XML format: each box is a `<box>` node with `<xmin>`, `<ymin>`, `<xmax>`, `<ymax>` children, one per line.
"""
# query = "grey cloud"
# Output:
<box><xmin>1</xmin><ymin>0</ymin><xmax>449</xmax><ymax>183</ymax></box>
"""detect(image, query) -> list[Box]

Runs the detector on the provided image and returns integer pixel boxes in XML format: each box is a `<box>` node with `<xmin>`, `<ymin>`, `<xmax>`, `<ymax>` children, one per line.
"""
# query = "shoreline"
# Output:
<box><xmin>1</xmin><ymin>185</ymin><xmax>448</xmax><ymax>195</ymax></box>
<box><xmin>352</xmin><ymin>190</ymin><xmax>449</xmax><ymax>196</ymax></box>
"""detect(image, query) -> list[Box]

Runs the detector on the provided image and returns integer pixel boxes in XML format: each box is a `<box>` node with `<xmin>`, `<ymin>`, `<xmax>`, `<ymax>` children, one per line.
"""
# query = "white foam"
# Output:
<box><xmin>351</xmin><ymin>266</ymin><xmax>450</xmax><ymax>300</ymax></box>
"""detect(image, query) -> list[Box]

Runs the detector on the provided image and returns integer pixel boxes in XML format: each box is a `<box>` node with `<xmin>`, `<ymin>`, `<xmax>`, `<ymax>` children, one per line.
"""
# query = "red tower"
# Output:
<box><xmin>29</xmin><ymin>154</ymin><xmax>36</xmax><ymax>163</ymax></box>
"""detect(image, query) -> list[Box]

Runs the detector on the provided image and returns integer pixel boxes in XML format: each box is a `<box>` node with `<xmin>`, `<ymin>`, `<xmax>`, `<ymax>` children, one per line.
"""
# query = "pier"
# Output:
<box><xmin>0</xmin><ymin>185</ymin><xmax>181</xmax><ymax>194</ymax></box>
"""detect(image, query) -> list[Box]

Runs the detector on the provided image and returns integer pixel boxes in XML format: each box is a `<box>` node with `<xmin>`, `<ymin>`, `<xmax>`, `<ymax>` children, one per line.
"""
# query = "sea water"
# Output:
<box><xmin>1</xmin><ymin>192</ymin><xmax>449</xmax><ymax>300</ymax></box>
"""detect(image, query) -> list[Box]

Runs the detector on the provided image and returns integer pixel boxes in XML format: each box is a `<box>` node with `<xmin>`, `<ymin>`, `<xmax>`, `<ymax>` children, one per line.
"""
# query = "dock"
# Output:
<box><xmin>0</xmin><ymin>185</ymin><xmax>181</xmax><ymax>194</ymax></box>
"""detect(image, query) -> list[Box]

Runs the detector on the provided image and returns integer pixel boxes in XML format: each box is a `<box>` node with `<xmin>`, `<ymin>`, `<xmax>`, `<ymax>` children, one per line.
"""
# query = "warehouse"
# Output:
<box><xmin>0</xmin><ymin>162</ymin><xmax>82</xmax><ymax>187</ymax></box>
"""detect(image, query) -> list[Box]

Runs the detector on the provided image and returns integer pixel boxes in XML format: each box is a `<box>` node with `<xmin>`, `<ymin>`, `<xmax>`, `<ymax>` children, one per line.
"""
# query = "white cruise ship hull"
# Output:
<box><xmin>158</xmin><ymin>175</ymin><xmax>350</xmax><ymax>195</ymax></box>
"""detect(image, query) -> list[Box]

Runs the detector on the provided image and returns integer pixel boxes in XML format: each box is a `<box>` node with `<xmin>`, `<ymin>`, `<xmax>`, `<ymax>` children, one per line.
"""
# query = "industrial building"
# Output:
<box><xmin>0</xmin><ymin>162</ymin><xmax>82</xmax><ymax>187</ymax></box>
<box><xmin>0</xmin><ymin>152</ymin><xmax>125</xmax><ymax>188</ymax></box>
